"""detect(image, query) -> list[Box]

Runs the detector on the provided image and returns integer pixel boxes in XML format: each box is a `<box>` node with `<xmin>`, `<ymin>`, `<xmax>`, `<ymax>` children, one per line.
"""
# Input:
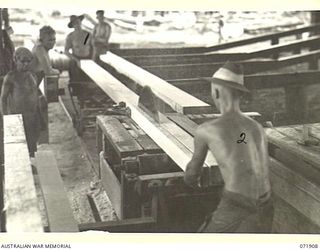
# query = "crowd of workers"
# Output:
<box><xmin>0</xmin><ymin>10</ymin><xmax>111</xmax><ymax>157</ymax></box>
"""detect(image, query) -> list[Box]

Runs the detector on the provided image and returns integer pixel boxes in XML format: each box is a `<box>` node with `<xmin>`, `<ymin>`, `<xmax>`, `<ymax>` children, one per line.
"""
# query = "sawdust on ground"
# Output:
<box><xmin>36</xmin><ymin>102</ymin><xmax>117</xmax><ymax>226</ymax></box>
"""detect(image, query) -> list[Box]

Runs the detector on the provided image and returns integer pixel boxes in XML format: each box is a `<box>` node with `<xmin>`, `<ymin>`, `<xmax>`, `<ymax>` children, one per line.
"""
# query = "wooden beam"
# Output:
<box><xmin>79</xmin><ymin>217</ymin><xmax>156</xmax><ymax>232</ymax></box>
<box><xmin>35</xmin><ymin>151</ymin><xmax>79</xmax><ymax>232</ymax></box>
<box><xmin>168</xmin><ymin>70</ymin><xmax>320</xmax><ymax>90</ymax></box>
<box><xmin>266</xmin><ymin>127</ymin><xmax>320</xmax><ymax>171</ymax></box>
<box><xmin>143</xmin><ymin>60</ymin><xmax>275</xmax><ymax>79</ymax></box>
<box><xmin>3</xmin><ymin>114</ymin><xmax>43</xmax><ymax>232</ymax></box>
<box><xmin>112</xmin><ymin>24</ymin><xmax>320</xmax><ymax>57</ymax></box>
<box><xmin>206</xmin><ymin>24</ymin><xmax>320</xmax><ymax>52</ymax></box>
<box><xmin>125</xmin><ymin>36</ymin><xmax>320</xmax><ymax>67</ymax></box>
<box><xmin>125</xmin><ymin>53</ymin><xmax>248</xmax><ymax>67</ymax></box>
<box><xmin>249</xmin><ymin>36</ymin><xmax>320</xmax><ymax>58</ymax></box>
<box><xmin>270</xmin><ymin>157</ymin><xmax>320</xmax><ymax>227</ymax></box>
<box><xmin>145</xmin><ymin>49</ymin><xmax>320</xmax><ymax>80</ymax></box>
<box><xmin>79</xmin><ymin>60</ymin><xmax>218</xmax><ymax>171</ymax></box>
<box><xmin>100</xmin><ymin>52</ymin><xmax>212</xmax><ymax>114</ymax></box>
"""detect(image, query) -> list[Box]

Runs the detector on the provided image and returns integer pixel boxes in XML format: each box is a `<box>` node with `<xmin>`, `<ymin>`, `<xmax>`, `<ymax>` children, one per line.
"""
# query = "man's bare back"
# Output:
<box><xmin>197</xmin><ymin>111</ymin><xmax>271</xmax><ymax>200</ymax></box>
<box><xmin>184</xmin><ymin>62</ymin><xmax>273</xmax><ymax>232</ymax></box>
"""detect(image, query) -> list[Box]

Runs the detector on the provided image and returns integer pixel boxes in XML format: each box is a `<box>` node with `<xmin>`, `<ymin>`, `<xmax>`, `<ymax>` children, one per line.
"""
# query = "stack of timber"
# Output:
<box><xmin>266</xmin><ymin>124</ymin><xmax>320</xmax><ymax>233</ymax></box>
<box><xmin>3</xmin><ymin>114</ymin><xmax>43</xmax><ymax>232</ymax></box>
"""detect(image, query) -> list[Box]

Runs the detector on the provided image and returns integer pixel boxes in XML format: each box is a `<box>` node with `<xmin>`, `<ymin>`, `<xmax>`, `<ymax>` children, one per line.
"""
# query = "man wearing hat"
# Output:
<box><xmin>184</xmin><ymin>62</ymin><xmax>274</xmax><ymax>233</ymax></box>
<box><xmin>64</xmin><ymin>15</ymin><xmax>92</xmax><ymax>82</ymax></box>
<box><xmin>92</xmin><ymin>10</ymin><xmax>112</xmax><ymax>61</ymax></box>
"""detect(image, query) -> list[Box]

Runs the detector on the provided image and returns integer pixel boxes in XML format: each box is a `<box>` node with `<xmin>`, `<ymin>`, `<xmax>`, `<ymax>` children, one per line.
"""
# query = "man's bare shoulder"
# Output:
<box><xmin>197</xmin><ymin>118</ymin><xmax>222</xmax><ymax>136</ymax></box>
<box><xmin>66</xmin><ymin>31</ymin><xmax>75</xmax><ymax>40</ymax></box>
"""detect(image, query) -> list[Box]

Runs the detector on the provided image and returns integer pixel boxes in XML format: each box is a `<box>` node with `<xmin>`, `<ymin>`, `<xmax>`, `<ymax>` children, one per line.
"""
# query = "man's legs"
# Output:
<box><xmin>23</xmin><ymin>113</ymin><xmax>40</xmax><ymax>157</ymax></box>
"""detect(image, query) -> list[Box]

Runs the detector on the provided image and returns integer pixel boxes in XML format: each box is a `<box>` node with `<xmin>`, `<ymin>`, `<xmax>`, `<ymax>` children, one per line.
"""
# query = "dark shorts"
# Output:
<box><xmin>198</xmin><ymin>190</ymin><xmax>274</xmax><ymax>233</ymax></box>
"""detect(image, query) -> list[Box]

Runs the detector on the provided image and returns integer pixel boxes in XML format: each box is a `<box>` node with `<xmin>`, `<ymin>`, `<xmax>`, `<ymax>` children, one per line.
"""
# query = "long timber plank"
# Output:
<box><xmin>36</xmin><ymin>151</ymin><xmax>79</xmax><ymax>232</ymax></box>
<box><xmin>3</xmin><ymin>114</ymin><xmax>43</xmax><ymax>232</ymax></box>
<box><xmin>100</xmin><ymin>52</ymin><xmax>212</xmax><ymax>114</ymax></box>
<box><xmin>79</xmin><ymin>60</ymin><xmax>218</xmax><ymax>171</ymax></box>
<box><xmin>145</xmin><ymin>49</ymin><xmax>320</xmax><ymax>80</ymax></box>
<box><xmin>168</xmin><ymin>70</ymin><xmax>320</xmax><ymax>90</ymax></box>
<box><xmin>112</xmin><ymin>24</ymin><xmax>320</xmax><ymax>57</ymax></box>
<box><xmin>126</xmin><ymin>36</ymin><xmax>320</xmax><ymax>67</ymax></box>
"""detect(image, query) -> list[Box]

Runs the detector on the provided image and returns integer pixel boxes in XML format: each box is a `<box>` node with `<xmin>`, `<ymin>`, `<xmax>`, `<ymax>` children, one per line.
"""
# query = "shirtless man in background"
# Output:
<box><xmin>1</xmin><ymin>47</ymin><xmax>40</xmax><ymax>157</ymax></box>
<box><xmin>92</xmin><ymin>10</ymin><xmax>112</xmax><ymax>61</ymax></box>
<box><xmin>64</xmin><ymin>15</ymin><xmax>92</xmax><ymax>82</ymax></box>
<box><xmin>184</xmin><ymin>62</ymin><xmax>273</xmax><ymax>233</ymax></box>
<box><xmin>31</xmin><ymin>25</ymin><xmax>59</xmax><ymax>86</ymax></box>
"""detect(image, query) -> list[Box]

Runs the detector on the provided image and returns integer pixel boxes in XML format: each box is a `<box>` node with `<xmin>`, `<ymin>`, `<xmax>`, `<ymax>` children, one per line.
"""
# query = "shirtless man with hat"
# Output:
<box><xmin>64</xmin><ymin>15</ymin><xmax>92</xmax><ymax>82</ymax></box>
<box><xmin>184</xmin><ymin>61</ymin><xmax>274</xmax><ymax>233</ymax></box>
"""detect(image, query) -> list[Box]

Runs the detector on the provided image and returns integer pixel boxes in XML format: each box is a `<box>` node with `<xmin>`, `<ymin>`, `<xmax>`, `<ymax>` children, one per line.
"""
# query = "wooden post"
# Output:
<box><xmin>121</xmin><ymin>172</ymin><xmax>140</xmax><ymax>219</ymax></box>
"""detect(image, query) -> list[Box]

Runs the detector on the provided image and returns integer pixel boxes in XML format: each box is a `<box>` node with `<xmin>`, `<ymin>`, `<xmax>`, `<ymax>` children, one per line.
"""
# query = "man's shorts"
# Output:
<box><xmin>198</xmin><ymin>190</ymin><xmax>274</xmax><ymax>233</ymax></box>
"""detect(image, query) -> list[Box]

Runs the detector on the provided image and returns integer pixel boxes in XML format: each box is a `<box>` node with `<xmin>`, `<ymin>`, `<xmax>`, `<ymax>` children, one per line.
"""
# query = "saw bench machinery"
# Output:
<box><xmin>93</xmin><ymin>89</ymin><xmax>224</xmax><ymax>232</ymax></box>
<box><xmin>90</xmin><ymin>85</ymin><xmax>262</xmax><ymax>232</ymax></box>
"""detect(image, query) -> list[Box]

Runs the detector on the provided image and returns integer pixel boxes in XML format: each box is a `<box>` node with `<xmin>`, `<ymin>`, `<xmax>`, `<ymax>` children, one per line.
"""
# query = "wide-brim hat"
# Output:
<box><xmin>202</xmin><ymin>61</ymin><xmax>249</xmax><ymax>93</ymax></box>
<box><xmin>68</xmin><ymin>15</ymin><xmax>84</xmax><ymax>28</ymax></box>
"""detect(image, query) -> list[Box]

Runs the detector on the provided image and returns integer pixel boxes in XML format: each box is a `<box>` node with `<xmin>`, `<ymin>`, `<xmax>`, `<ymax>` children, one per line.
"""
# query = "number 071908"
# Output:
<box><xmin>299</xmin><ymin>244</ymin><xmax>318</xmax><ymax>248</ymax></box>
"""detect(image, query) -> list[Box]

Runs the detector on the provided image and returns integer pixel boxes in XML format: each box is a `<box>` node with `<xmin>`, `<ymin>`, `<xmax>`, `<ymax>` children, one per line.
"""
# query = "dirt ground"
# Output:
<box><xmin>36</xmin><ymin>101</ymin><xmax>117</xmax><ymax>226</ymax></box>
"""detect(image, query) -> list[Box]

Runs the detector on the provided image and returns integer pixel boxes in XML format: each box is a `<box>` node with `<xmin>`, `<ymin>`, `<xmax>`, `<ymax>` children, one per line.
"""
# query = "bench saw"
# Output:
<box><xmin>82</xmin><ymin>86</ymin><xmax>226</xmax><ymax>232</ymax></box>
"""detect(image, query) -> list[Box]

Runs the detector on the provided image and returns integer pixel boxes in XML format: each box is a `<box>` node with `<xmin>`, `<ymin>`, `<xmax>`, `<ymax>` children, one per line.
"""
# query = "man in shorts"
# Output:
<box><xmin>184</xmin><ymin>61</ymin><xmax>274</xmax><ymax>233</ymax></box>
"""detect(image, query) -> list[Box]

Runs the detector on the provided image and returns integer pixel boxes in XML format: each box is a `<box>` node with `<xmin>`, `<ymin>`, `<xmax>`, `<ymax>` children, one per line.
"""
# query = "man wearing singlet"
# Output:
<box><xmin>64</xmin><ymin>15</ymin><xmax>92</xmax><ymax>82</ymax></box>
<box><xmin>1</xmin><ymin>48</ymin><xmax>41</xmax><ymax>157</ymax></box>
<box><xmin>92</xmin><ymin>10</ymin><xmax>111</xmax><ymax>61</ymax></box>
<box><xmin>184</xmin><ymin>62</ymin><xmax>274</xmax><ymax>233</ymax></box>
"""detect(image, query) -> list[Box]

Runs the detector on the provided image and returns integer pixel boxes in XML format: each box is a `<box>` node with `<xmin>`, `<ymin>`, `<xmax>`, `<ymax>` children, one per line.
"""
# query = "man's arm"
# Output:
<box><xmin>1</xmin><ymin>75</ymin><xmax>12</xmax><ymax>115</ymax></box>
<box><xmin>104</xmin><ymin>23</ymin><xmax>112</xmax><ymax>43</ymax></box>
<box><xmin>184</xmin><ymin>127</ymin><xmax>208</xmax><ymax>188</ymax></box>
<box><xmin>34</xmin><ymin>46</ymin><xmax>59</xmax><ymax>75</ymax></box>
